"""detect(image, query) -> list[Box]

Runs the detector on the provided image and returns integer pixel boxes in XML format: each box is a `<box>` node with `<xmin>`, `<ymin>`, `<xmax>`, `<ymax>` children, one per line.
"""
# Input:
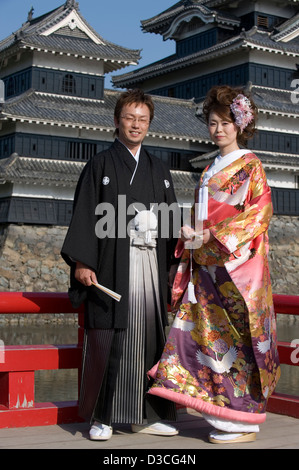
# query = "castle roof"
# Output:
<box><xmin>247</xmin><ymin>85</ymin><xmax>299</xmax><ymax>118</ymax></box>
<box><xmin>195</xmin><ymin>83</ymin><xmax>299</xmax><ymax>119</ymax></box>
<box><xmin>0</xmin><ymin>153</ymin><xmax>82</xmax><ymax>186</ymax></box>
<box><xmin>0</xmin><ymin>89</ymin><xmax>210</xmax><ymax>143</ymax></box>
<box><xmin>0</xmin><ymin>153</ymin><xmax>200</xmax><ymax>196</ymax></box>
<box><xmin>112</xmin><ymin>27</ymin><xmax>299</xmax><ymax>89</ymax></box>
<box><xmin>190</xmin><ymin>148</ymin><xmax>299</xmax><ymax>172</ymax></box>
<box><xmin>141</xmin><ymin>0</ymin><xmax>240</xmax><ymax>38</ymax></box>
<box><xmin>272</xmin><ymin>12</ymin><xmax>299</xmax><ymax>42</ymax></box>
<box><xmin>0</xmin><ymin>1</ymin><xmax>140</xmax><ymax>73</ymax></box>
<box><xmin>141</xmin><ymin>0</ymin><xmax>299</xmax><ymax>37</ymax></box>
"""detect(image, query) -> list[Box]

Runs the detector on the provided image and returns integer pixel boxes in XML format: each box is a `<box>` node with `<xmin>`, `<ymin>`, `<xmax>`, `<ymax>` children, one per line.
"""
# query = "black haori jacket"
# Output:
<box><xmin>61</xmin><ymin>140</ymin><xmax>179</xmax><ymax>329</ymax></box>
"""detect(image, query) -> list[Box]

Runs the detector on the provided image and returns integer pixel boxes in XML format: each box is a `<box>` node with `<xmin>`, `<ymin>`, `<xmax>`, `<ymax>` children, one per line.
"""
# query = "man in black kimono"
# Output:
<box><xmin>61</xmin><ymin>89</ymin><xmax>180</xmax><ymax>441</ymax></box>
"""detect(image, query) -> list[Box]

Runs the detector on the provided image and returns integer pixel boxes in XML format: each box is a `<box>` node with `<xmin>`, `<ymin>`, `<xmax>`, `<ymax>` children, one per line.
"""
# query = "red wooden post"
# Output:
<box><xmin>0</xmin><ymin>292</ymin><xmax>85</xmax><ymax>427</ymax></box>
<box><xmin>0</xmin><ymin>371</ymin><xmax>35</xmax><ymax>409</ymax></box>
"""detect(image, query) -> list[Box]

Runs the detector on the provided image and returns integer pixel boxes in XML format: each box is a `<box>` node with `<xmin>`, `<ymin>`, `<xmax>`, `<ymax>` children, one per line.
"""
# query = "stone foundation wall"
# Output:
<box><xmin>0</xmin><ymin>215</ymin><xmax>298</xmax><ymax>321</ymax></box>
<box><xmin>0</xmin><ymin>224</ymin><xmax>69</xmax><ymax>292</ymax></box>
<box><xmin>268</xmin><ymin>216</ymin><xmax>299</xmax><ymax>296</ymax></box>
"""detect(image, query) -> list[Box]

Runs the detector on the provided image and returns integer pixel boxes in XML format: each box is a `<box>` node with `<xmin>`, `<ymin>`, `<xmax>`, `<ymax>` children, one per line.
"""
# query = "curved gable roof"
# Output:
<box><xmin>141</xmin><ymin>0</ymin><xmax>239</xmax><ymax>39</ymax></box>
<box><xmin>0</xmin><ymin>1</ymin><xmax>140</xmax><ymax>72</ymax></box>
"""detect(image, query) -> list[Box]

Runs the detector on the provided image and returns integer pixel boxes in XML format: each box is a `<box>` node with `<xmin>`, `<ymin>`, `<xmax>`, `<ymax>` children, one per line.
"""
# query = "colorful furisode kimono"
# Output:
<box><xmin>148</xmin><ymin>150</ymin><xmax>281</xmax><ymax>429</ymax></box>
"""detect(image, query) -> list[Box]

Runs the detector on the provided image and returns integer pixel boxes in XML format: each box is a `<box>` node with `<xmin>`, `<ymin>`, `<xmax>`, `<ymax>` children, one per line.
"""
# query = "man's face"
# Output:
<box><xmin>114</xmin><ymin>103</ymin><xmax>150</xmax><ymax>154</ymax></box>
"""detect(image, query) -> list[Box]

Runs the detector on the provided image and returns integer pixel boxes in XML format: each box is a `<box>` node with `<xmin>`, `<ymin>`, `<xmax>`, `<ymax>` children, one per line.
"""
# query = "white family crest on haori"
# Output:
<box><xmin>102</xmin><ymin>176</ymin><xmax>110</xmax><ymax>185</ymax></box>
<box><xmin>196</xmin><ymin>346</ymin><xmax>237</xmax><ymax>374</ymax></box>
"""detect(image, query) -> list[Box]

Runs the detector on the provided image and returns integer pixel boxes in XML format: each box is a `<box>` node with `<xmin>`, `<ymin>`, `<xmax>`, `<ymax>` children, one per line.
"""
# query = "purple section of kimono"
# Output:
<box><xmin>149</xmin><ymin>266</ymin><xmax>268</xmax><ymax>423</ymax></box>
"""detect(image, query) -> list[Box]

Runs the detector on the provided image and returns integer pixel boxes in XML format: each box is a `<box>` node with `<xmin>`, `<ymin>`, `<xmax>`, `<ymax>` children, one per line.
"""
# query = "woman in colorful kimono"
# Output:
<box><xmin>147</xmin><ymin>85</ymin><xmax>281</xmax><ymax>444</ymax></box>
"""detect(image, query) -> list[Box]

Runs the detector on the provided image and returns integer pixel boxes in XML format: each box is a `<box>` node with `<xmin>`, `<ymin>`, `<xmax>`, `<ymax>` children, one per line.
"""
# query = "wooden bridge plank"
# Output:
<box><xmin>0</xmin><ymin>410</ymin><xmax>298</xmax><ymax>450</ymax></box>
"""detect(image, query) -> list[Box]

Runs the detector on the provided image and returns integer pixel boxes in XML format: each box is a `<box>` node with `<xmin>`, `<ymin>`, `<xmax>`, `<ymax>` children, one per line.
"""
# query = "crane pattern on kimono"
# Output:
<box><xmin>212</xmin><ymin>178</ymin><xmax>250</xmax><ymax>206</ymax></box>
<box><xmin>172</xmin><ymin>315</ymin><xmax>195</xmax><ymax>332</ymax></box>
<box><xmin>196</xmin><ymin>346</ymin><xmax>238</xmax><ymax>374</ymax></box>
<box><xmin>257</xmin><ymin>317</ymin><xmax>272</xmax><ymax>354</ymax></box>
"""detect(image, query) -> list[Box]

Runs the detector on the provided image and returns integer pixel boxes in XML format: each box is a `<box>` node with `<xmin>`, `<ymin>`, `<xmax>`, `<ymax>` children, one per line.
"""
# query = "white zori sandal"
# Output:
<box><xmin>209</xmin><ymin>430</ymin><xmax>256</xmax><ymax>444</ymax></box>
<box><xmin>89</xmin><ymin>422</ymin><xmax>113</xmax><ymax>441</ymax></box>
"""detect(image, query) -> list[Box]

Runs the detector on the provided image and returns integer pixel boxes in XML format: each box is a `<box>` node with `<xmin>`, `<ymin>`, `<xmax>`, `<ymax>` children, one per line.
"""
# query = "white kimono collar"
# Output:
<box><xmin>117</xmin><ymin>139</ymin><xmax>141</xmax><ymax>185</ymax></box>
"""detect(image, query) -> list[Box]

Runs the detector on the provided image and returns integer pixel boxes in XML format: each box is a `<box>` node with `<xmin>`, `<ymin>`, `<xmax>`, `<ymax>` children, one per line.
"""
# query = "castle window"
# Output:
<box><xmin>257</xmin><ymin>15</ymin><xmax>269</xmax><ymax>29</ymax></box>
<box><xmin>62</xmin><ymin>74</ymin><xmax>76</xmax><ymax>94</ymax></box>
<box><xmin>7</xmin><ymin>77</ymin><xmax>15</xmax><ymax>97</ymax></box>
<box><xmin>68</xmin><ymin>141</ymin><xmax>97</xmax><ymax>160</ymax></box>
<box><xmin>170</xmin><ymin>152</ymin><xmax>181</xmax><ymax>169</ymax></box>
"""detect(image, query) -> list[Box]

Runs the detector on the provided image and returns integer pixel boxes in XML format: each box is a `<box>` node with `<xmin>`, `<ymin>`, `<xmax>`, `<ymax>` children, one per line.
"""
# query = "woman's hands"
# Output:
<box><xmin>203</xmin><ymin>229</ymin><xmax>214</xmax><ymax>244</ymax></box>
<box><xmin>180</xmin><ymin>225</ymin><xmax>214</xmax><ymax>245</ymax></box>
<box><xmin>180</xmin><ymin>225</ymin><xmax>196</xmax><ymax>243</ymax></box>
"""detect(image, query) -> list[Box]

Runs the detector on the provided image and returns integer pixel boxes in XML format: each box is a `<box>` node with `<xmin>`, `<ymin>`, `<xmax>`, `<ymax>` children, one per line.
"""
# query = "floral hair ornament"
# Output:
<box><xmin>230</xmin><ymin>94</ymin><xmax>254</xmax><ymax>133</ymax></box>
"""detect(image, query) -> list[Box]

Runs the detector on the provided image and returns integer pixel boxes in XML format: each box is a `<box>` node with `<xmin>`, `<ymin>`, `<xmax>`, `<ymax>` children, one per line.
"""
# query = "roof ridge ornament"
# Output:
<box><xmin>64</xmin><ymin>0</ymin><xmax>79</xmax><ymax>10</ymax></box>
<box><xmin>240</xmin><ymin>25</ymin><xmax>258</xmax><ymax>39</ymax></box>
<box><xmin>27</xmin><ymin>6</ymin><xmax>34</xmax><ymax>22</ymax></box>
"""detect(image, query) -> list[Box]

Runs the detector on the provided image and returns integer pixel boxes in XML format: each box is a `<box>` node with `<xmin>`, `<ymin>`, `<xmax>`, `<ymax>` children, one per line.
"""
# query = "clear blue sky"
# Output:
<box><xmin>0</xmin><ymin>0</ymin><xmax>176</xmax><ymax>89</ymax></box>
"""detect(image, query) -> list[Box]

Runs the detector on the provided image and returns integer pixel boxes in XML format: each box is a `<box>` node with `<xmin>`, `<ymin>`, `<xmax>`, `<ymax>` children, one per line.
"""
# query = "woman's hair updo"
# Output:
<box><xmin>202</xmin><ymin>85</ymin><xmax>258</xmax><ymax>146</ymax></box>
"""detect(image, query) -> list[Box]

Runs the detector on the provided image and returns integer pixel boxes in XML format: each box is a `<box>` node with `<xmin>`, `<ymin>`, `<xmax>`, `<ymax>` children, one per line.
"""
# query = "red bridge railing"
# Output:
<box><xmin>0</xmin><ymin>292</ymin><xmax>84</xmax><ymax>428</ymax></box>
<box><xmin>267</xmin><ymin>294</ymin><xmax>299</xmax><ymax>418</ymax></box>
<box><xmin>0</xmin><ymin>292</ymin><xmax>298</xmax><ymax>428</ymax></box>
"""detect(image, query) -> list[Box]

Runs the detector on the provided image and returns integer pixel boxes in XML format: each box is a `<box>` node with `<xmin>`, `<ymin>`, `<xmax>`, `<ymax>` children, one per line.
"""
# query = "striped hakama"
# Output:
<box><xmin>78</xmin><ymin>228</ymin><xmax>176</xmax><ymax>425</ymax></box>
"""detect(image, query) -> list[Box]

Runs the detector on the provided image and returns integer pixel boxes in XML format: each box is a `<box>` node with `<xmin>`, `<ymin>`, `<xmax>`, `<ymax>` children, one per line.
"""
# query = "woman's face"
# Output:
<box><xmin>208</xmin><ymin>112</ymin><xmax>239</xmax><ymax>155</ymax></box>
